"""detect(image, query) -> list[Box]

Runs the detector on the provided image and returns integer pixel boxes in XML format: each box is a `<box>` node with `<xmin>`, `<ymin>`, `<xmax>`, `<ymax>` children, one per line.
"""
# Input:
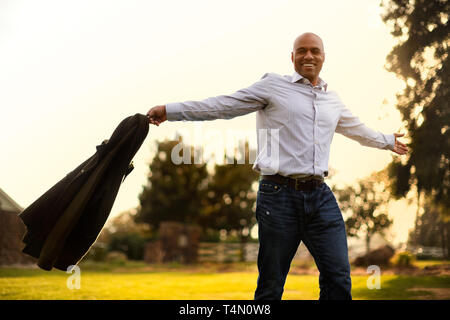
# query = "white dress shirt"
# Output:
<box><xmin>165</xmin><ymin>71</ymin><xmax>395</xmax><ymax>177</ymax></box>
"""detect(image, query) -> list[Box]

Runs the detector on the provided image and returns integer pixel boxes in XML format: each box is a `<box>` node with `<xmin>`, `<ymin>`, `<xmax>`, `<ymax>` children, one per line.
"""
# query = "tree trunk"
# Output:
<box><xmin>412</xmin><ymin>190</ymin><xmax>423</xmax><ymax>247</ymax></box>
<box><xmin>365</xmin><ymin>234</ymin><xmax>371</xmax><ymax>254</ymax></box>
<box><xmin>440</xmin><ymin>220</ymin><xmax>446</xmax><ymax>259</ymax></box>
<box><xmin>445</xmin><ymin>222</ymin><xmax>450</xmax><ymax>259</ymax></box>
<box><xmin>239</xmin><ymin>231</ymin><xmax>248</xmax><ymax>262</ymax></box>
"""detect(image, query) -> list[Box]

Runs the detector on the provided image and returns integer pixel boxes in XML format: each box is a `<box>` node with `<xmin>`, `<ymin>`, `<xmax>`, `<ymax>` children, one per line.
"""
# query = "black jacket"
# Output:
<box><xmin>19</xmin><ymin>113</ymin><xmax>149</xmax><ymax>271</ymax></box>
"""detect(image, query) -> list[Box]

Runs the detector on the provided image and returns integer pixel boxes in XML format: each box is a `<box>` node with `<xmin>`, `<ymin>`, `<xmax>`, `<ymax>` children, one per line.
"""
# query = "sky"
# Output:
<box><xmin>0</xmin><ymin>0</ymin><xmax>416</xmax><ymax>245</ymax></box>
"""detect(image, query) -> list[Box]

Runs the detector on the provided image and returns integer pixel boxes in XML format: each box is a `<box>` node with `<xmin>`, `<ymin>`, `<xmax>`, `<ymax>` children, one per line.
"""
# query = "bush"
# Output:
<box><xmin>108</xmin><ymin>232</ymin><xmax>147</xmax><ymax>260</ymax></box>
<box><xmin>106</xmin><ymin>251</ymin><xmax>128</xmax><ymax>265</ymax></box>
<box><xmin>391</xmin><ymin>251</ymin><xmax>416</xmax><ymax>267</ymax></box>
<box><xmin>85</xmin><ymin>242</ymin><xmax>108</xmax><ymax>262</ymax></box>
<box><xmin>353</xmin><ymin>245</ymin><xmax>396</xmax><ymax>267</ymax></box>
<box><xmin>199</xmin><ymin>229</ymin><xmax>221</xmax><ymax>243</ymax></box>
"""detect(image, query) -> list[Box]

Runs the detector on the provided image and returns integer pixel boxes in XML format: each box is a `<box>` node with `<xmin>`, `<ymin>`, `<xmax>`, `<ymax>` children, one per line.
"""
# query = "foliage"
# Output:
<box><xmin>108</xmin><ymin>232</ymin><xmax>148</xmax><ymax>260</ymax></box>
<box><xmin>136</xmin><ymin>137</ymin><xmax>259</xmax><ymax>255</ymax></box>
<box><xmin>105</xmin><ymin>251</ymin><xmax>128</xmax><ymax>265</ymax></box>
<box><xmin>335</xmin><ymin>171</ymin><xmax>393</xmax><ymax>253</ymax></box>
<box><xmin>85</xmin><ymin>209</ymin><xmax>154</xmax><ymax>261</ymax></box>
<box><xmin>381</xmin><ymin>0</ymin><xmax>449</xmax><ymax>209</ymax></box>
<box><xmin>391</xmin><ymin>251</ymin><xmax>416</xmax><ymax>267</ymax></box>
<box><xmin>84</xmin><ymin>242</ymin><xmax>108</xmax><ymax>262</ymax></box>
<box><xmin>199</xmin><ymin>228</ymin><xmax>221</xmax><ymax>242</ymax></box>
<box><xmin>136</xmin><ymin>138</ymin><xmax>209</xmax><ymax>229</ymax></box>
<box><xmin>200</xmin><ymin>140</ymin><xmax>260</xmax><ymax>242</ymax></box>
<box><xmin>104</xmin><ymin>208</ymin><xmax>152</xmax><ymax>236</ymax></box>
<box><xmin>408</xmin><ymin>196</ymin><xmax>449</xmax><ymax>251</ymax></box>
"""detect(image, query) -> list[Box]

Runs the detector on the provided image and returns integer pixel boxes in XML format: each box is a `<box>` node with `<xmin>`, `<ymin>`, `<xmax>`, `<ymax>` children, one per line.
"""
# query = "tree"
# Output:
<box><xmin>381</xmin><ymin>0</ymin><xmax>449</xmax><ymax>207</ymax></box>
<box><xmin>408</xmin><ymin>196</ymin><xmax>449</xmax><ymax>256</ymax></box>
<box><xmin>335</xmin><ymin>172</ymin><xmax>393</xmax><ymax>253</ymax></box>
<box><xmin>106</xmin><ymin>208</ymin><xmax>151</xmax><ymax>235</ymax></box>
<box><xmin>201</xmin><ymin>140</ymin><xmax>260</xmax><ymax>260</ymax></box>
<box><xmin>381</xmin><ymin>0</ymin><xmax>449</xmax><ymax>256</ymax></box>
<box><xmin>135</xmin><ymin>138</ymin><xmax>209</xmax><ymax>230</ymax></box>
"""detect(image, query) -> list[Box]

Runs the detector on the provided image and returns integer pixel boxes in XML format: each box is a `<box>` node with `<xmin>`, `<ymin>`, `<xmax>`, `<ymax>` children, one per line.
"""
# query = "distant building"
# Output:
<box><xmin>0</xmin><ymin>188</ymin><xmax>36</xmax><ymax>265</ymax></box>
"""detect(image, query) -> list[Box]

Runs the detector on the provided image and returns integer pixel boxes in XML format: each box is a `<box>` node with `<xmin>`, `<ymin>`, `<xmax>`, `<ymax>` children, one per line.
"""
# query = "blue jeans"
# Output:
<box><xmin>254</xmin><ymin>178</ymin><xmax>352</xmax><ymax>300</ymax></box>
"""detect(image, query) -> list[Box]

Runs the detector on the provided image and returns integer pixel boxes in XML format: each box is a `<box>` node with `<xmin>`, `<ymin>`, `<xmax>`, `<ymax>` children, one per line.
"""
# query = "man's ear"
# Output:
<box><xmin>291</xmin><ymin>51</ymin><xmax>294</xmax><ymax>63</ymax></box>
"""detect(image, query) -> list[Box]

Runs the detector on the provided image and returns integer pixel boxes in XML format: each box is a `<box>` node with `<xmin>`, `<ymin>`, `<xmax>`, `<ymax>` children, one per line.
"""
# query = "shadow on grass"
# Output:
<box><xmin>0</xmin><ymin>268</ymin><xmax>63</xmax><ymax>277</ymax></box>
<box><xmin>0</xmin><ymin>260</ymin><xmax>257</xmax><ymax>277</ymax></box>
<box><xmin>352</xmin><ymin>275</ymin><xmax>450</xmax><ymax>300</ymax></box>
<box><xmin>0</xmin><ymin>262</ymin><xmax>128</xmax><ymax>277</ymax></box>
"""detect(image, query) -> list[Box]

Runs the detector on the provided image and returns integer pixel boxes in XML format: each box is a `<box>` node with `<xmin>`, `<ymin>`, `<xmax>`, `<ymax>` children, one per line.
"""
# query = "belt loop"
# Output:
<box><xmin>283</xmin><ymin>174</ymin><xmax>288</xmax><ymax>187</ymax></box>
<box><xmin>295</xmin><ymin>179</ymin><xmax>300</xmax><ymax>191</ymax></box>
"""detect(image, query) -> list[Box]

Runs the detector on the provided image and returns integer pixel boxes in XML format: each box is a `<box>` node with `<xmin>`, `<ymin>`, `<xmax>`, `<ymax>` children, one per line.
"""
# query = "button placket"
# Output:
<box><xmin>312</xmin><ymin>90</ymin><xmax>319</xmax><ymax>172</ymax></box>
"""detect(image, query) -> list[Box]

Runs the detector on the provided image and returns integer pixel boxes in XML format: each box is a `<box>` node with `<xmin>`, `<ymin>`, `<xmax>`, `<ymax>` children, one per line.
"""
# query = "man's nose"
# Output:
<box><xmin>304</xmin><ymin>50</ymin><xmax>314</xmax><ymax>60</ymax></box>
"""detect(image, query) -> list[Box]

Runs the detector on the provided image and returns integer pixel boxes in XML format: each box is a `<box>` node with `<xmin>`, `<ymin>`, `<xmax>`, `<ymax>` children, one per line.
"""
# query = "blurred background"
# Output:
<box><xmin>0</xmin><ymin>0</ymin><xmax>448</xmax><ymax>299</ymax></box>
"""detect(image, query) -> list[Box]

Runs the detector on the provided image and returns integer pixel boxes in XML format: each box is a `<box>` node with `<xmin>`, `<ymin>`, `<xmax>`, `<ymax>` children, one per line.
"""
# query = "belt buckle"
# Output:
<box><xmin>295</xmin><ymin>178</ymin><xmax>317</xmax><ymax>191</ymax></box>
<box><xmin>294</xmin><ymin>178</ymin><xmax>304</xmax><ymax>191</ymax></box>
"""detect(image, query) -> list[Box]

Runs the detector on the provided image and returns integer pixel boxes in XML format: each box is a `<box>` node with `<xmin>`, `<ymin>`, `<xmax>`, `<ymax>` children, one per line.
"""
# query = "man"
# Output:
<box><xmin>146</xmin><ymin>32</ymin><xmax>408</xmax><ymax>300</ymax></box>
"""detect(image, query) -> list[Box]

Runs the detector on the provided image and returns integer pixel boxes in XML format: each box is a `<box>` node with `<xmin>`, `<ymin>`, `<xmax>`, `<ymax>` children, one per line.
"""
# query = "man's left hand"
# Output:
<box><xmin>392</xmin><ymin>133</ymin><xmax>408</xmax><ymax>155</ymax></box>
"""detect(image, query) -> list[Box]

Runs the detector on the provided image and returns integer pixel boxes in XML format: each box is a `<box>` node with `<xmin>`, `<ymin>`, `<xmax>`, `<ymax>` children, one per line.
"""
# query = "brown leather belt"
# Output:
<box><xmin>261</xmin><ymin>173</ymin><xmax>324</xmax><ymax>191</ymax></box>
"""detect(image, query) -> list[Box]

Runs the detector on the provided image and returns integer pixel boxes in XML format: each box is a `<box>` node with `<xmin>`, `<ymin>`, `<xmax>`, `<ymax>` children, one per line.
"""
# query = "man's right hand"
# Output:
<box><xmin>146</xmin><ymin>105</ymin><xmax>167</xmax><ymax>126</ymax></box>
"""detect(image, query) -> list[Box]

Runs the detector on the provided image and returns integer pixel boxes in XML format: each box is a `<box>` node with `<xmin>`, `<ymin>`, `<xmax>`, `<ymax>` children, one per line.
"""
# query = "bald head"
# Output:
<box><xmin>293</xmin><ymin>32</ymin><xmax>324</xmax><ymax>52</ymax></box>
<box><xmin>291</xmin><ymin>32</ymin><xmax>325</xmax><ymax>86</ymax></box>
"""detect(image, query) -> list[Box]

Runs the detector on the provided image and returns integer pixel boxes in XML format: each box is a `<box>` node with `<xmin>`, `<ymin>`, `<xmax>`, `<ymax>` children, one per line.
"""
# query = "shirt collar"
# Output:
<box><xmin>291</xmin><ymin>71</ymin><xmax>328</xmax><ymax>91</ymax></box>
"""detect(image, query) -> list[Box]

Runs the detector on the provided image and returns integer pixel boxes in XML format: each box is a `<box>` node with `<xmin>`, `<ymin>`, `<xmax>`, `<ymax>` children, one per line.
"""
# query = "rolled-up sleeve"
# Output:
<box><xmin>166</xmin><ymin>73</ymin><xmax>271</xmax><ymax>121</ymax></box>
<box><xmin>335</xmin><ymin>106</ymin><xmax>395</xmax><ymax>150</ymax></box>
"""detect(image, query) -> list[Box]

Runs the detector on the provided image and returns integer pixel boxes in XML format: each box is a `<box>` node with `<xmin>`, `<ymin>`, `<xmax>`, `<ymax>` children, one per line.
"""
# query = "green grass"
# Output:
<box><xmin>1</xmin><ymin>262</ymin><xmax>449</xmax><ymax>300</ymax></box>
<box><xmin>413</xmin><ymin>259</ymin><xmax>449</xmax><ymax>269</ymax></box>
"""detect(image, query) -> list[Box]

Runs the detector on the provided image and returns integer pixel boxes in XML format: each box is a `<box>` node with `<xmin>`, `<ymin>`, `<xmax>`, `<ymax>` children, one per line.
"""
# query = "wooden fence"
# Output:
<box><xmin>198</xmin><ymin>242</ymin><xmax>313</xmax><ymax>263</ymax></box>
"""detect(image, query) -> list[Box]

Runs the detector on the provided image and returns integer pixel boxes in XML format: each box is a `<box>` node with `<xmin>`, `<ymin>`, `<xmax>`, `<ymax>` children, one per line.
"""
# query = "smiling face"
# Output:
<box><xmin>291</xmin><ymin>33</ymin><xmax>325</xmax><ymax>86</ymax></box>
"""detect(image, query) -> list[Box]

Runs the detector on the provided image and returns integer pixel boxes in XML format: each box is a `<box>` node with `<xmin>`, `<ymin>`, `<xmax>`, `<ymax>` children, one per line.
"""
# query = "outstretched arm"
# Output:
<box><xmin>146</xmin><ymin>73</ymin><xmax>271</xmax><ymax>126</ymax></box>
<box><xmin>336</xmin><ymin>106</ymin><xmax>408</xmax><ymax>155</ymax></box>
